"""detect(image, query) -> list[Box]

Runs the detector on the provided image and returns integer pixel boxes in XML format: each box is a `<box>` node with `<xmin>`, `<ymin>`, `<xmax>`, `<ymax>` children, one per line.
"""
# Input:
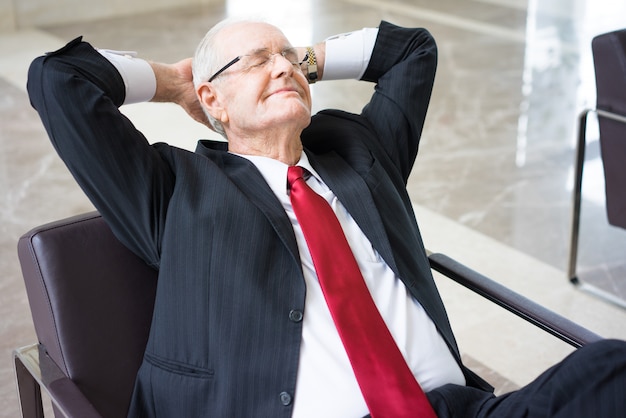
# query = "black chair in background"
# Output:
<box><xmin>569</xmin><ymin>28</ymin><xmax>626</xmax><ymax>307</ymax></box>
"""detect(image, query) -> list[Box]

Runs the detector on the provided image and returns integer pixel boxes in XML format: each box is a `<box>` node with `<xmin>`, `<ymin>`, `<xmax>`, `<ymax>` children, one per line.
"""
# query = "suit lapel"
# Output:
<box><xmin>308</xmin><ymin>151</ymin><xmax>399</xmax><ymax>275</ymax></box>
<box><xmin>222</xmin><ymin>155</ymin><xmax>302</xmax><ymax>267</ymax></box>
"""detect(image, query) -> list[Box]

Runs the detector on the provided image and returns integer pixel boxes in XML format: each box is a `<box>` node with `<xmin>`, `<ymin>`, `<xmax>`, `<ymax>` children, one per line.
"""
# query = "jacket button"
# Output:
<box><xmin>280</xmin><ymin>391</ymin><xmax>292</xmax><ymax>406</ymax></box>
<box><xmin>289</xmin><ymin>310</ymin><xmax>303</xmax><ymax>322</ymax></box>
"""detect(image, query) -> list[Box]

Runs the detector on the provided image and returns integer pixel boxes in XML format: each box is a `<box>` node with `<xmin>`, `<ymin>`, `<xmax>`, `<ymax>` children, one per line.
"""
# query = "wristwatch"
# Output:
<box><xmin>304</xmin><ymin>46</ymin><xmax>318</xmax><ymax>84</ymax></box>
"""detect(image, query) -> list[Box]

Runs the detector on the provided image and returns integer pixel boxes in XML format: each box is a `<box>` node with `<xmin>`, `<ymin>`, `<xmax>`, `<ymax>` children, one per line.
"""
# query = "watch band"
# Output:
<box><xmin>305</xmin><ymin>46</ymin><xmax>318</xmax><ymax>84</ymax></box>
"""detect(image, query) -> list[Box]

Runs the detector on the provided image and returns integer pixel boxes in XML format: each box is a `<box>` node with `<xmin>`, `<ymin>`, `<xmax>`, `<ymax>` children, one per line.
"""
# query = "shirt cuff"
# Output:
<box><xmin>322</xmin><ymin>27</ymin><xmax>378</xmax><ymax>81</ymax></box>
<box><xmin>98</xmin><ymin>49</ymin><xmax>156</xmax><ymax>105</ymax></box>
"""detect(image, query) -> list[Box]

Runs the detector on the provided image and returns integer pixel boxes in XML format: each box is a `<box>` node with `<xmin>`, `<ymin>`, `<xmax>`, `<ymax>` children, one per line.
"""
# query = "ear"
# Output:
<box><xmin>196</xmin><ymin>82</ymin><xmax>229</xmax><ymax>125</ymax></box>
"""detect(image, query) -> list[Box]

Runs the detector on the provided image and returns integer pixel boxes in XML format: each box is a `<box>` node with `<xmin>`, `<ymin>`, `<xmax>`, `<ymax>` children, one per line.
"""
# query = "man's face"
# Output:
<box><xmin>207</xmin><ymin>22</ymin><xmax>312</xmax><ymax>137</ymax></box>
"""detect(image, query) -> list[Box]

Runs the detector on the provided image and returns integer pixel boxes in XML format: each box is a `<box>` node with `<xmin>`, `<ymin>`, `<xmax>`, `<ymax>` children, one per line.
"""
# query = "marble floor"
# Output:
<box><xmin>2</xmin><ymin>0</ymin><xmax>626</xmax><ymax>416</ymax></box>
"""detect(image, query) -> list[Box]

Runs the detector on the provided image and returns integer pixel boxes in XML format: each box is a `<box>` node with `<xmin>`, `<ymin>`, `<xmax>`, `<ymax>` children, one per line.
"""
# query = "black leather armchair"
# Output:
<box><xmin>15</xmin><ymin>212</ymin><xmax>157</xmax><ymax>417</ymax></box>
<box><xmin>14</xmin><ymin>212</ymin><xmax>602</xmax><ymax>417</ymax></box>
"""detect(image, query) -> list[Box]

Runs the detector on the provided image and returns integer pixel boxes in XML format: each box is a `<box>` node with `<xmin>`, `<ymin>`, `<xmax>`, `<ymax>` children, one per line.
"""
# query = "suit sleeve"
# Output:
<box><xmin>360</xmin><ymin>21</ymin><xmax>437</xmax><ymax>182</ymax></box>
<box><xmin>27</xmin><ymin>37</ymin><xmax>173</xmax><ymax>268</ymax></box>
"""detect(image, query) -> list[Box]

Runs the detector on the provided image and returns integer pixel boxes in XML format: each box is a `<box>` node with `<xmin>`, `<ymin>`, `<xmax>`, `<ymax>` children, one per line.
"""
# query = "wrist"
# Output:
<box><xmin>299</xmin><ymin>43</ymin><xmax>325</xmax><ymax>83</ymax></box>
<box><xmin>149</xmin><ymin>61</ymin><xmax>174</xmax><ymax>103</ymax></box>
<box><xmin>149</xmin><ymin>60</ymin><xmax>190</xmax><ymax>105</ymax></box>
<box><xmin>304</xmin><ymin>46</ymin><xmax>318</xmax><ymax>84</ymax></box>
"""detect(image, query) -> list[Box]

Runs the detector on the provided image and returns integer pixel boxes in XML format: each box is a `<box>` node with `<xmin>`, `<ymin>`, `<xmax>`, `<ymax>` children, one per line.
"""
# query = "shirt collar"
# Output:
<box><xmin>233</xmin><ymin>151</ymin><xmax>321</xmax><ymax>196</ymax></box>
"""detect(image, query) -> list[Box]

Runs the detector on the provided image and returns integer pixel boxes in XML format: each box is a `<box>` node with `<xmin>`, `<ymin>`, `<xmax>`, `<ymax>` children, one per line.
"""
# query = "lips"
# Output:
<box><xmin>264</xmin><ymin>80</ymin><xmax>310</xmax><ymax>107</ymax></box>
<box><xmin>270</xmin><ymin>87</ymin><xmax>298</xmax><ymax>96</ymax></box>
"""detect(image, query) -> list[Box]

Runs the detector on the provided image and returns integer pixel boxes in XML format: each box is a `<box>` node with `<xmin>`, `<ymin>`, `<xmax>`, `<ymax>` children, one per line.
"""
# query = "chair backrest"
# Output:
<box><xmin>18</xmin><ymin>211</ymin><xmax>157</xmax><ymax>417</ymax></box>
<box><xmin>592</xmin><ymin>28</ymin><xmax>626</xmax><ymax>229</ymax></box>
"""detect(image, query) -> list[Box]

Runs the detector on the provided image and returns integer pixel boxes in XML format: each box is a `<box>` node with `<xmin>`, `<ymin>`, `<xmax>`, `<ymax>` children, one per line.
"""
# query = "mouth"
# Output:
<box><xmin>271</xmin><ymin>87</ymin><xmax>299</xmax><ymax>96</ymax></box>
<box><xmin>264</xmin><ymin>82</ymin><xmax>310</xmax><ymax>106</ymax></box>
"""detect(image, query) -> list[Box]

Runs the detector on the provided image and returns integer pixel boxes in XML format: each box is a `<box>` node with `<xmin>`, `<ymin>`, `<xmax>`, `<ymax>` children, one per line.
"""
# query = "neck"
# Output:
<box><xmin>227</xmin><ymin>130</ymin><xmax>304</xmax><ymax>166</ymax></box>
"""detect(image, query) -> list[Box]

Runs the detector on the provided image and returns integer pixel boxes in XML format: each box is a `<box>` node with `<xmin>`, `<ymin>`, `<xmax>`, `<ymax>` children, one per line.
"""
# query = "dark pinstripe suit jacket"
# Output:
<box><xmin>28</xmin><ymin>21</ymin><xmax>490</xmax><ymax>417</ymax></box>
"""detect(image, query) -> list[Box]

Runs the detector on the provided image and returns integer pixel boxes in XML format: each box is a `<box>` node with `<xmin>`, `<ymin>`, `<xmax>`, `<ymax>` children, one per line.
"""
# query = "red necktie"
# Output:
<box><xmin>287</xmin><ymin>166</ymin><xmax>437</xmax><ymax>418</ymax></box>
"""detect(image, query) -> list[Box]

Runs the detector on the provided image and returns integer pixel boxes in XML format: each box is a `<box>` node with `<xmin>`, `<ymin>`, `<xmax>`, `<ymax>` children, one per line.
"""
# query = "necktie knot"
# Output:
<box><xmin>287</xmin><ymin>165</ymin><xmax>305</xmax><ymax>189</ymax></box>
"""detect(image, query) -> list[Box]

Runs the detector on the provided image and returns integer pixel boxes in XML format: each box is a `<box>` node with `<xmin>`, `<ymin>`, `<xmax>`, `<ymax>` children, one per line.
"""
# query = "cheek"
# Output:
<box><xmin>297</xmin><ymin>76</ymin><xmax>312</xmax><ymax>108</ymax></box>
<box><xmin>225</xmin><ymin>86</ymin><xmax>262</xmax><ymax>116</ymax></box>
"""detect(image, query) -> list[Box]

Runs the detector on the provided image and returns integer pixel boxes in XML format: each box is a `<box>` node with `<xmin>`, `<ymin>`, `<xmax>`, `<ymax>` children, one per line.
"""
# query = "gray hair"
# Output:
<box><xmin>193</xmin><ymin>18</ymin><xmax>260</xmax><ymax>138</ymax></box>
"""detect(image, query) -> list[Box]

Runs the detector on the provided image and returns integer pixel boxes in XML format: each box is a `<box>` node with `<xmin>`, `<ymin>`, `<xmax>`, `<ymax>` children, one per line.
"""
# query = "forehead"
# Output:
<box><xmin>217</xmin><ymin>22</ymin><xmax>291</xmax><ymax>54</ymax></box>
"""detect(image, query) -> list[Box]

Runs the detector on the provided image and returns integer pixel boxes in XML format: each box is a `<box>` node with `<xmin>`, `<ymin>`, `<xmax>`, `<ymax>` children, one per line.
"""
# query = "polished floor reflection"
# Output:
<box><xmin>2</xmin><ymin>0</ymin><xmax>626</xmax><ymax>416</ymax></box>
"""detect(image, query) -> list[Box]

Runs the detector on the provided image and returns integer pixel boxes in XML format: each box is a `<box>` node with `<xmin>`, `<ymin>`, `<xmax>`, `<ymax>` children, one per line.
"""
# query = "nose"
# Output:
<box><xmin>270</xmin><ymin>52</ymin><xmax>296</xmax><ymax>78</ymax></box>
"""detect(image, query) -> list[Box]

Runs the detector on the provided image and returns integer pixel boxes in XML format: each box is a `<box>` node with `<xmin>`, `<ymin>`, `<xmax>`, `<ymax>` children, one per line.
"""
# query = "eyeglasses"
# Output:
<box><xmin>208</xmin><ymin>48</ymin><xmax>304</xmax><ymax>82</ymax></box>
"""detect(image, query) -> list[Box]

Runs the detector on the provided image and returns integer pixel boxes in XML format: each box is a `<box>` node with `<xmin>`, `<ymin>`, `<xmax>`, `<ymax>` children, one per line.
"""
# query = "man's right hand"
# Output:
<box><xmin>150</xmin><ymin>59</ymin><xmax>212</xmax><ymax>129</ymax></box>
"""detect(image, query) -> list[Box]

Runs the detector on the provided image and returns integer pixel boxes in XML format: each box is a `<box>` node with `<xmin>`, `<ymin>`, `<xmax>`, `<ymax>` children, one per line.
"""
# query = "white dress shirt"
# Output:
<box><xmin>99</xmin><ymin>27</ymin><xmax>465</xmax><ymax>418</ymax></box>
<box><xmin>240</xmin><ymin>153</ymin><xmax>465</xmax><ymax>418</ymax></box>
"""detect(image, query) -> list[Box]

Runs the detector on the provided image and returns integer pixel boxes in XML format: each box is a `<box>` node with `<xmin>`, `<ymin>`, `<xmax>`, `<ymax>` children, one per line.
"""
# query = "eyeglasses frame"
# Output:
<box><xmin>207</xmin><ymin>48</ymin><xmax>309</xmax><ymax>82</ymax></box>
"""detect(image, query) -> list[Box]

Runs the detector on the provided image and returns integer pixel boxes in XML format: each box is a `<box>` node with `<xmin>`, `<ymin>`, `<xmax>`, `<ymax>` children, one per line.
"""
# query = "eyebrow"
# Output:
<box><xmin>247</xmin><ymin>47</ymin><xmax>270</xmax><ymax>54</ymax></box>
<box><xmin>246</xmin><ymin>45</ymin><xmax>294</xmax><ymax>55</ymax></box>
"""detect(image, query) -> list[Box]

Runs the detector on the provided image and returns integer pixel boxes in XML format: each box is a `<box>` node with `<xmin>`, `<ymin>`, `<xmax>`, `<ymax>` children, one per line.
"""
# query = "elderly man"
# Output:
<box><xmin>28</xmin><ymin>17</ymin><xmax>626</xmax><ymax>418</ymax></box>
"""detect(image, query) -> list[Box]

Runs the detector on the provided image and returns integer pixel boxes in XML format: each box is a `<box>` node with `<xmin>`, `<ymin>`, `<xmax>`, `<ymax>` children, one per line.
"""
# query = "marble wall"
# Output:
<box><xmin>0</xmin><ymin>0</ymin><xmax>219</xmax><ymax>32</ymax></box>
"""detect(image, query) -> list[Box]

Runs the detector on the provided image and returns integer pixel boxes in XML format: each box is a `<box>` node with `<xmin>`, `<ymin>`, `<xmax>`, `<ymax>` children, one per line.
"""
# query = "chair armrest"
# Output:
<box><xmin>428</xmin><ymin>253</ymin><xmax>603</xmax><ymax>348</ymax></box>
<box><xmin>14</xmin><ymin>344</ymin><xmax>102</xmax><ymax>418</ymax></box>
<box><xmin>595</xmin><ymin>108</ymin><xmax>626</xmax><ymax>126</ymax></box>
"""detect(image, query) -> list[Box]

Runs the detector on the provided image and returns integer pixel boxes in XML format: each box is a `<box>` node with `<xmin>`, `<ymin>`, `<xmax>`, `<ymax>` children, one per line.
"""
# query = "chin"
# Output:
<box><xmin>279</xmin><ymin>104</ymin><xmax>311</xmax><ymax>124</ymax></box>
